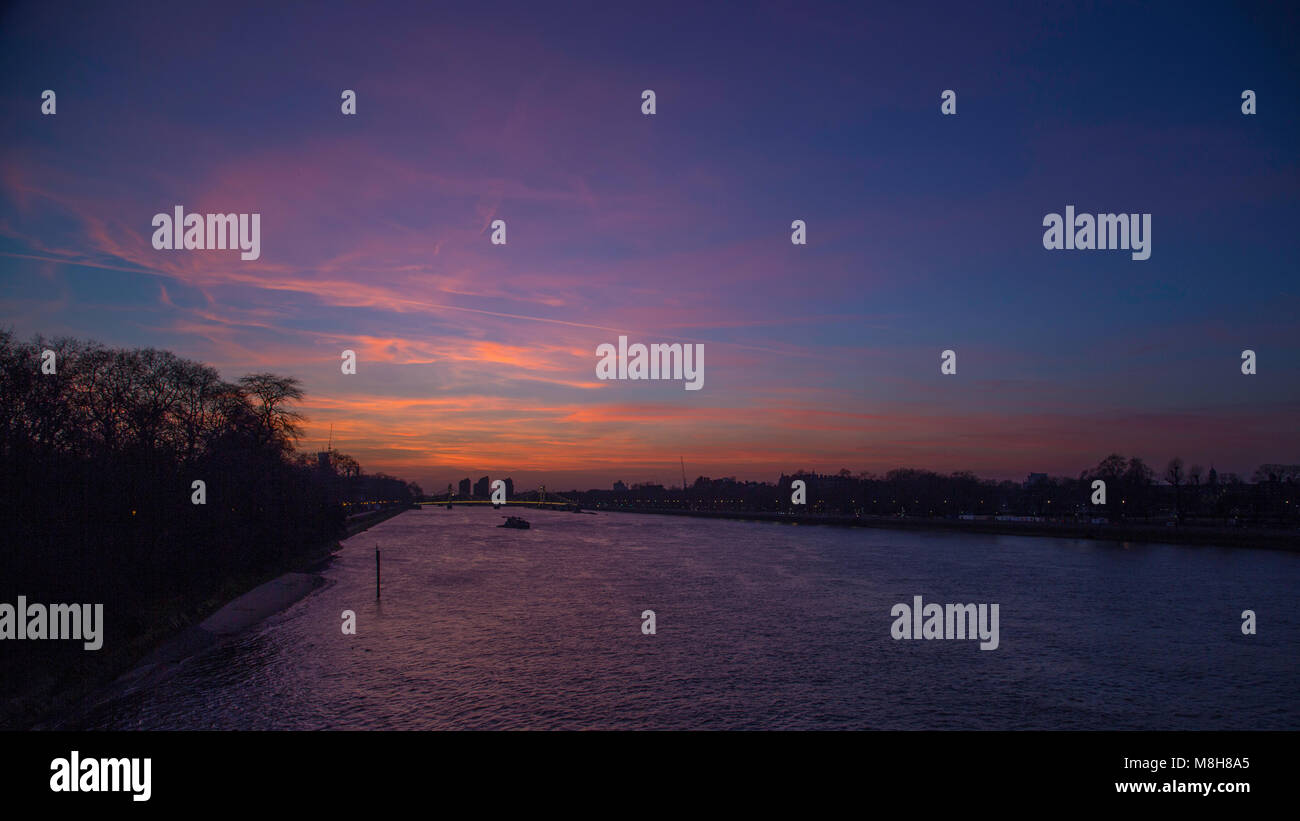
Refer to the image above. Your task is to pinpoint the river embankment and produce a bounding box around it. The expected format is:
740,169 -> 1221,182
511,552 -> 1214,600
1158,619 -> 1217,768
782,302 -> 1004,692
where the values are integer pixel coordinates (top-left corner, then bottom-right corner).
26,505 -> 412,730
598,507 -> 1300,551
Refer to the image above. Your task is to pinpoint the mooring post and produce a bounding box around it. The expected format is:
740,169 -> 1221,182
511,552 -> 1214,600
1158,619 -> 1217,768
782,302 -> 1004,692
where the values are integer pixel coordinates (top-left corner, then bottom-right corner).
375,546 -> 381,600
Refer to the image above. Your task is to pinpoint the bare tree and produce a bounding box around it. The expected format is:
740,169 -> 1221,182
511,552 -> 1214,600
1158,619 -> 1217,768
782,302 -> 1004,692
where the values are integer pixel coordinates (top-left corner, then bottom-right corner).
1165,457 -> 1184,488
1165,457 -> 1184,520
237,373 -> 306,450
172,360 -> 227,463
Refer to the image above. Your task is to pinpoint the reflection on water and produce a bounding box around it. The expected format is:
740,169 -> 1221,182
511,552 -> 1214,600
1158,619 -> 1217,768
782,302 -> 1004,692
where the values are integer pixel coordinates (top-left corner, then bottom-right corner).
80,508 -> 1300,729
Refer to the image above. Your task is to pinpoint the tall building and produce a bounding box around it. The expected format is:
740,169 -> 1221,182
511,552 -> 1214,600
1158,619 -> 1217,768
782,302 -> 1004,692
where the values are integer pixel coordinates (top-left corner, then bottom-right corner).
458,478 -> 471,497
503,477 -> 514,498
473,476 -> 490,498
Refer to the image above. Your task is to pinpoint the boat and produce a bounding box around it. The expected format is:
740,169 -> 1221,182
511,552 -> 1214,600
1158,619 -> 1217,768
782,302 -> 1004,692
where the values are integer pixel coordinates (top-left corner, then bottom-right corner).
499,516 -> 530,529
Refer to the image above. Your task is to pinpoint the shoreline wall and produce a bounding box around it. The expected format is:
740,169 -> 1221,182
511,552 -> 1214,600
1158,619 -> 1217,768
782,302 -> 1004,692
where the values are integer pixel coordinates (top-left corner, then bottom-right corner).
596,506 -> 1300,552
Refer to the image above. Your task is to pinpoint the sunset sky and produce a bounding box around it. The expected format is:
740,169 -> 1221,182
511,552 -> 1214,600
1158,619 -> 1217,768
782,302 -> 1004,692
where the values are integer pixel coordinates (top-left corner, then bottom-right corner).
2,1 -> 1297,492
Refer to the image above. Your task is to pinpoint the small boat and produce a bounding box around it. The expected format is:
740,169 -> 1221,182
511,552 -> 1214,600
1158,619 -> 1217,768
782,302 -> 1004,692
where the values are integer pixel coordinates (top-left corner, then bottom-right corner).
499,516 -> 531,529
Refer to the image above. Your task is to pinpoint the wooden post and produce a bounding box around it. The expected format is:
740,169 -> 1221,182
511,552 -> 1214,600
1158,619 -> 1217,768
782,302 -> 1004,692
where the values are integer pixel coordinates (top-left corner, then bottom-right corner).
375,546 -> 381,600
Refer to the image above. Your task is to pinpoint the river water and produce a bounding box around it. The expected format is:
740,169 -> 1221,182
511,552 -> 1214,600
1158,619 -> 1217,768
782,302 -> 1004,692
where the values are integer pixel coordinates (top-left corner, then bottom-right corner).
79,507 -> 1299,730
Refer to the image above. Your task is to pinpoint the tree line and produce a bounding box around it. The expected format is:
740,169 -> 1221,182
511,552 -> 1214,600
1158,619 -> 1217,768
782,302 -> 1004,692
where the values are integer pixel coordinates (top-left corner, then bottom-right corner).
583,455 -> 1298,526
0,331 -> 415,725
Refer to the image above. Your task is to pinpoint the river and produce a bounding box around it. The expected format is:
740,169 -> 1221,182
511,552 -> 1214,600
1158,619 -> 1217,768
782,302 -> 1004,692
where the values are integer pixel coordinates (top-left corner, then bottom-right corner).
78,507 -> 1299,729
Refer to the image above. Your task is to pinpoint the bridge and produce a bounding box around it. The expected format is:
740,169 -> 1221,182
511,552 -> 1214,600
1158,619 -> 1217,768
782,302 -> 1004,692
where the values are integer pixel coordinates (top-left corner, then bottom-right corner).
415,484 -> 583,510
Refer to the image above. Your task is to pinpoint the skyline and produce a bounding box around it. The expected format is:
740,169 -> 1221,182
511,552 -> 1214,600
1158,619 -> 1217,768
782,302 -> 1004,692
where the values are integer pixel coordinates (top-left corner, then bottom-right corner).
2,1 -> 1298,492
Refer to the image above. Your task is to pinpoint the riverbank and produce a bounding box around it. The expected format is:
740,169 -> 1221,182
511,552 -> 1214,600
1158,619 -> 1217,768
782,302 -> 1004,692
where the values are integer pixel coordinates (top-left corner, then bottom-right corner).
597,507 -> 1300,551
25,505 -> 412,730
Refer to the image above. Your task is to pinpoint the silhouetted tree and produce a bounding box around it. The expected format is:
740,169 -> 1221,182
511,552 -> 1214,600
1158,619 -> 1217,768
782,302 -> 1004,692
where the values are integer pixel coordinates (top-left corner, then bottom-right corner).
0,333 -> 416,729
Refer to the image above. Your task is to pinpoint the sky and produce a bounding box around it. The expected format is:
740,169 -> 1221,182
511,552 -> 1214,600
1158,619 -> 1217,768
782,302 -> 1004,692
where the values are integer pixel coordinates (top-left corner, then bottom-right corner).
1,0 -> 1297,493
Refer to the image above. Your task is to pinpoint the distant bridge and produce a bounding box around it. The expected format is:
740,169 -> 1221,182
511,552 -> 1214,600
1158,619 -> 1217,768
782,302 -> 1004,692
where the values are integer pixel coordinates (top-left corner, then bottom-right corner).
416,485 -> 582,509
